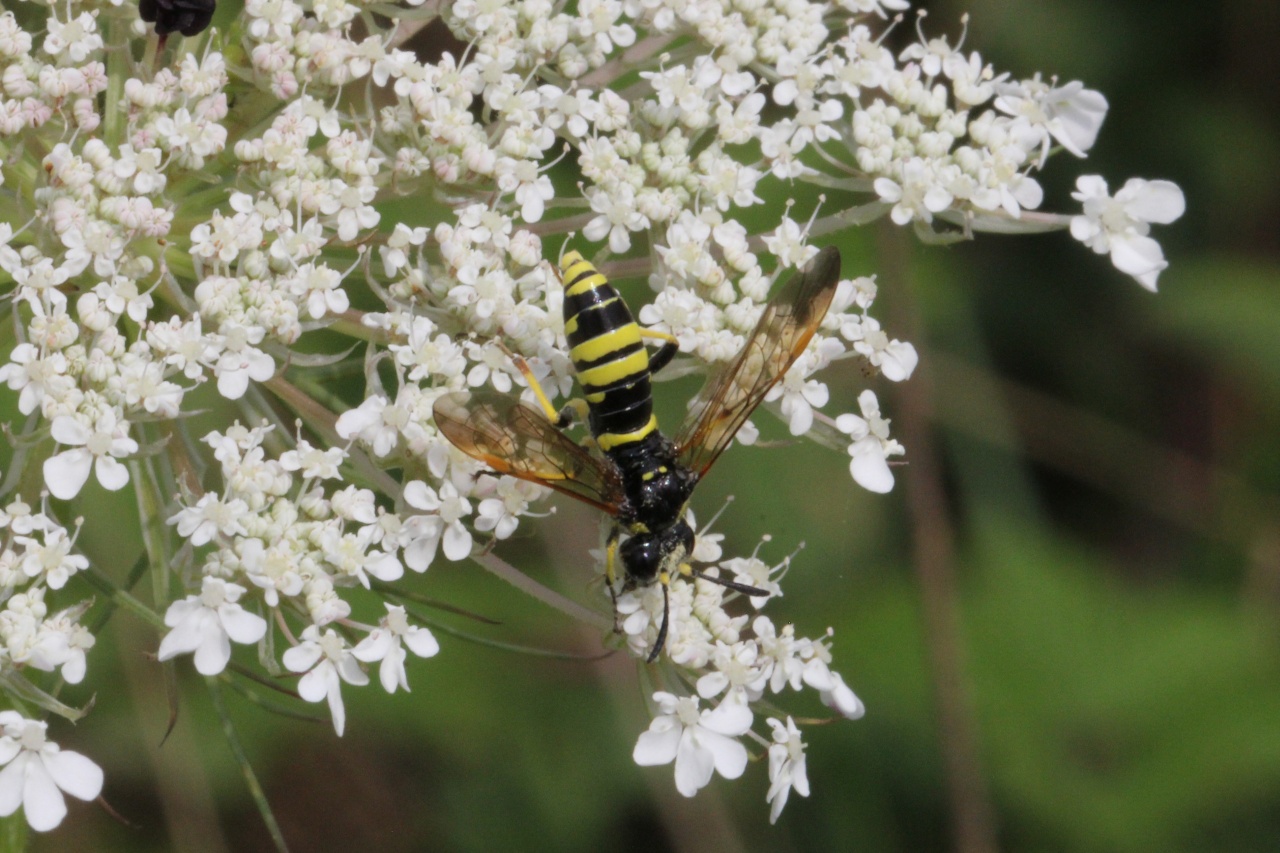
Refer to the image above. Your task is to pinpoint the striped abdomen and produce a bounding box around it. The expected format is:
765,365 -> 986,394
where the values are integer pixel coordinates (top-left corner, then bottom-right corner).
559,251 -> 658,453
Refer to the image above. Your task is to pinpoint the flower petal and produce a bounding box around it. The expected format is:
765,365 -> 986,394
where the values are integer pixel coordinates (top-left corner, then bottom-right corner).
378,645 -> 408,693
402,480 -> 438,511
632,726 -> 680,767
218,605 -> 268,645
22,756 -> 67,832
49,416 -> 89,447
0,756 -> 27,817
1125,179 -> 1185,224
157,609 -> 216,660
93,455 -> 131,492
43,449 -> 92,501
703,730 -> 748,780
672,730 -> 715,797
296,663 -> 333,703
849,438 -> 894,493
42,750 -> 103,802
442,521 -> 472,561
403,628 -> 440,659
700,700 -> 752,737
324,669 -> 347,736
282,643 -> 323,674
193,625 -> 233,676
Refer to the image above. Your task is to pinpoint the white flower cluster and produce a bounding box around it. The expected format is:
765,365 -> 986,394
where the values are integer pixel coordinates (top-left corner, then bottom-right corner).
0,501 -> 94,686
0,0 -> 1184,832
627,537 -> 864,820
0,501 -> 100,832
161,423 -> 443,736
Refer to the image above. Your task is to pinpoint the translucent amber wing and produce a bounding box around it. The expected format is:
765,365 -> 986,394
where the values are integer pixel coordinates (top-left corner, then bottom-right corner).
433,389 -> 625,513
675,246 -> 842,477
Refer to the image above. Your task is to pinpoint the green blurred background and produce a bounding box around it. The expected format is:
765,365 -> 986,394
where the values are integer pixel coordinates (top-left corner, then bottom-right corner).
21,0 -> 1280,850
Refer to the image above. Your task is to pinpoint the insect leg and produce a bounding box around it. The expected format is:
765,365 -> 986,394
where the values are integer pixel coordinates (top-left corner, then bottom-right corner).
605,526 -> 621,632
639,328 -> 679,375
498,342 -> 586,428
648,574 -> 671,663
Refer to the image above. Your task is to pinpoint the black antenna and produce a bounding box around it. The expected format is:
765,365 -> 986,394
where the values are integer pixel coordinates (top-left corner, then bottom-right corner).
688,570 -> 769,598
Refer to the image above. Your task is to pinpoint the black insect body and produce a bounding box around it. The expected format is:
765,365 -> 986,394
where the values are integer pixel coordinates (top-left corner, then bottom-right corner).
433,246 -> 842,660
139,0 -> 216,38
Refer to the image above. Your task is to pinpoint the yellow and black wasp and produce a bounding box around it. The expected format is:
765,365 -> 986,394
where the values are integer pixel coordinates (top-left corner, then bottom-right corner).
432,246 -> 842,660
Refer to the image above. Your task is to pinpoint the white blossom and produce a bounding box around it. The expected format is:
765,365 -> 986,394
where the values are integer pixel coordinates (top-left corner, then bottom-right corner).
283,625 -> 369,736
157,578 -> 268,676
43,413 -> 138,500
1070,176 -> 1185,291
836,390 -> 904,494
352,604 -> 440,693
633,692 -> 752,797
0,713 -> 103,833
766,716 -> 810,823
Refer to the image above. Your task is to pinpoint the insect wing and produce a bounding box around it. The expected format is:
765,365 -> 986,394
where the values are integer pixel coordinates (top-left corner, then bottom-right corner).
433,390 -> 625,513
675,246 -> 842,477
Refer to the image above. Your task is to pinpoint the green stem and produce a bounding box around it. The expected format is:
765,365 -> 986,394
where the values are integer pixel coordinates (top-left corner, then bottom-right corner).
208,679 -> 291,853
130,453 -> 174,618
83,565 -> 165,629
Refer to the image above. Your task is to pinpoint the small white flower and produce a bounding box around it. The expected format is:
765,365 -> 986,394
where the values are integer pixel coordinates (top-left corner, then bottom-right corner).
167,493 -> 250,547
352,604 -> 440,693
835,390 -> 903,494
401,480 -> 473,567
632,692 -> 752,797
582,185 -> 649,254
1070,175 -> 1185,291
0,344 -> 69,416
853,316 -> 918,382
721,552 -> 783,607
157,577 -> 268,676
0,712 -> 103,832
771,370 -> 829,436
874,158 -> 954,226
16,526 -> 87,590
319,528 -> 403,588
212,324 -> 276,400
31,612 -> 94,685
279,439 -> 346,480
43,412 -> 139,500
819,670 -> 866,720
474,478 -> 543,540
995,76 -> 1109,163
283,625 -> 369,736
766,716 -> 810,824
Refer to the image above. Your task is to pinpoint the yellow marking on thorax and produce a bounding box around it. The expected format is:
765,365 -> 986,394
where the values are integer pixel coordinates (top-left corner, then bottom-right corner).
596,414 -> 658,452
576,348 -> 649,389
569,324 -> 642,365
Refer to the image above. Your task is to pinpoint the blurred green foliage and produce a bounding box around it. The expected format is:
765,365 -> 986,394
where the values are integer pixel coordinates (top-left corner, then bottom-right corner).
15,0 -> 1280,850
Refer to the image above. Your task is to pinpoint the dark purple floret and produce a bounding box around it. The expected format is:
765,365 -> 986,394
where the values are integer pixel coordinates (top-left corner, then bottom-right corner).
138,0 -> 216,38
